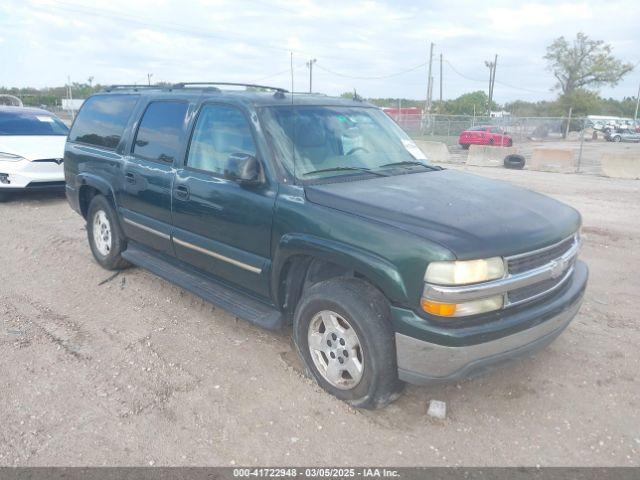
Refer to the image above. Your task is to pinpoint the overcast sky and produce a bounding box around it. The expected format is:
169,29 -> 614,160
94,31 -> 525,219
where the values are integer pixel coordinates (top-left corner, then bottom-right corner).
1,0 -> 639,103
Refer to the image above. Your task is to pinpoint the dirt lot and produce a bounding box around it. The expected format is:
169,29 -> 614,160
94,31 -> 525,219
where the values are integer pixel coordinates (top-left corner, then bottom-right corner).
1,167 -> 639,467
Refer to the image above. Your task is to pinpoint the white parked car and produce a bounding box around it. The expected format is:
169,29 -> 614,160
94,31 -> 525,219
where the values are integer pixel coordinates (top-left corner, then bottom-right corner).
0,106 -> 69,201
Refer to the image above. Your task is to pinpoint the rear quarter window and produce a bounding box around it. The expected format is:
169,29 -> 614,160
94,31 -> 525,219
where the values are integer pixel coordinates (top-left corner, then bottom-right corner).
133,101 -> 189,163
69,94 -> 139,149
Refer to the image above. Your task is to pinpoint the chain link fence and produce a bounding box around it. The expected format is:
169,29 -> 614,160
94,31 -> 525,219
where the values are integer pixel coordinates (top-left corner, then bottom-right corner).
392,113 -> 593,145
387,113 -> 639,175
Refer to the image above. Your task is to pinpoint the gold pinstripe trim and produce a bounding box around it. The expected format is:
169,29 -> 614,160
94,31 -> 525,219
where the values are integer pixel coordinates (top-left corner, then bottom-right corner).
123,218 -> 170,240
173,237 -> 262,274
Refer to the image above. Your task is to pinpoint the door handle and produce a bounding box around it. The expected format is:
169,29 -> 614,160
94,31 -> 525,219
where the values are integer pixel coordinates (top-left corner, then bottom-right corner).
125,172 -> 136,184
175,185 -> 190,200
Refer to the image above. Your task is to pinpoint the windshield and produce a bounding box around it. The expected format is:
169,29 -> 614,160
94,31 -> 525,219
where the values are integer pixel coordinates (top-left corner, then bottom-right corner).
260,106 -> 431,181
0,111 -> 69,136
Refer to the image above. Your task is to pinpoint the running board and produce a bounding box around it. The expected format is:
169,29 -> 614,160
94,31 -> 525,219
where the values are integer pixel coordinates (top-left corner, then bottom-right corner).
122,244 -> 284,331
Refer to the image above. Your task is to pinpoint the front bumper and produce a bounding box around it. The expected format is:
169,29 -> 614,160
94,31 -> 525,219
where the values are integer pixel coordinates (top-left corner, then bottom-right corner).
394,260 -> 588,384
0,159 -> 64,190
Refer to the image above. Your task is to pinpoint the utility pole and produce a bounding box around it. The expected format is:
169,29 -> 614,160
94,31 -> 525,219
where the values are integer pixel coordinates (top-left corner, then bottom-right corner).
565,106 -> 573,139
634,80 -> 640,125
425,42 -> 434,114
67,75 -> 75,120
306,59 -> 317,93
439,53 -> 443,110
147,73 -> 153,86
484,54 -> 497,116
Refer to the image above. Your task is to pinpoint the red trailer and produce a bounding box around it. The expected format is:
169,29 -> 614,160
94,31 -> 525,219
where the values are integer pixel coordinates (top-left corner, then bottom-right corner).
382,107 -> 422,133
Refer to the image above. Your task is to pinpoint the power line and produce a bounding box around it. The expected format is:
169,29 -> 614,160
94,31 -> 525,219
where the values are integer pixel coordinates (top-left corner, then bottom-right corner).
314,62 -> 426,80
445,59 -> 550,94
254,63 -> 306,82
494,80 -> 550,95
443,59 -> 485,83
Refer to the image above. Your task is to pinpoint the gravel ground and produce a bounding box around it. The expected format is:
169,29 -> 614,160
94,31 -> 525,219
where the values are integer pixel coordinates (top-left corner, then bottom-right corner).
0,167 -> 639,467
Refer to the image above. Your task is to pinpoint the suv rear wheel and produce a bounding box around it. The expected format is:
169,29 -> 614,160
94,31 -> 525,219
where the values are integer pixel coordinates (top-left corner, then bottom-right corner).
293,278 -> 403,409
86,195 -> 130,270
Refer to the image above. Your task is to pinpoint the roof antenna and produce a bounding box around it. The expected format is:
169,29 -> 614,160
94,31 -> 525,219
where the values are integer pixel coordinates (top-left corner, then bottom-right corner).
291,51 -> 297,183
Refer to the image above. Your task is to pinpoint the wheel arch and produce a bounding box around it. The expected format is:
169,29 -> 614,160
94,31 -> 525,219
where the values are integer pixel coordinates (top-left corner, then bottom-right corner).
77,174 -> 117,219
272,234 -> 409,322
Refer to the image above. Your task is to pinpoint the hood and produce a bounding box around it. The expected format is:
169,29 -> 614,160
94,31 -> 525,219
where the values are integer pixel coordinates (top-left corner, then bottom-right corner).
304,169 -> 581,259
0,135 -> 67,161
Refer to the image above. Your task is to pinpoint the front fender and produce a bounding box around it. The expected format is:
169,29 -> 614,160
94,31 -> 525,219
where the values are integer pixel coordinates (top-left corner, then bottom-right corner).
272,233 -> 409,305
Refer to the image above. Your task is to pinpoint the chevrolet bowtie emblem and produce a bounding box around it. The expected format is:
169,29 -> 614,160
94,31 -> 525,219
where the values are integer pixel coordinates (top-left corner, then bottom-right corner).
550,259 -> 565,279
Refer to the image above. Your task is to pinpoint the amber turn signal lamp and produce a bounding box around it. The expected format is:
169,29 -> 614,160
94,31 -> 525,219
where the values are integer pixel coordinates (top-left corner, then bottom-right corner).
421,299 -> 457,317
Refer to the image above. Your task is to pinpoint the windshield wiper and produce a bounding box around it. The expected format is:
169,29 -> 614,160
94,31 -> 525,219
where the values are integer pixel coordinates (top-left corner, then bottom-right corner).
379,160 -> 442,170
303,166 -> 388,177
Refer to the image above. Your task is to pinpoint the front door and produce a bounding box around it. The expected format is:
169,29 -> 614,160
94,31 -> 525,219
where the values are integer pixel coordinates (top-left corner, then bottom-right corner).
119,100 -> 189,254
172,103 -> 276,298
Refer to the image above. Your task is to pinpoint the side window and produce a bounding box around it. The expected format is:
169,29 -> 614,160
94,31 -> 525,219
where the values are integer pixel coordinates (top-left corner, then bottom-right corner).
186,105 -> 256,174
69,94 -> 139,149
133,102 -> 189,163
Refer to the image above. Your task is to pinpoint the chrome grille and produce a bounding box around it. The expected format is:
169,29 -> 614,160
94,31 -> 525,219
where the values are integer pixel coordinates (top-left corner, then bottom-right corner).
504,234 -> 579,306
507,236 -> 575,274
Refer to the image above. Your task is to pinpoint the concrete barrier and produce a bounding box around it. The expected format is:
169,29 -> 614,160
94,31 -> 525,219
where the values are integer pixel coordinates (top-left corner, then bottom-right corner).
529,148 -> 576,173
414,140 -> 450,163
466,145 -> 517,167
600,153 -> 640,180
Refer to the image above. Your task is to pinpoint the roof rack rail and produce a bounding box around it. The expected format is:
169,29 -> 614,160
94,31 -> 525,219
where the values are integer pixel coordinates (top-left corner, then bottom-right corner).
172,82 -> 288,93
103,84 -> 169,92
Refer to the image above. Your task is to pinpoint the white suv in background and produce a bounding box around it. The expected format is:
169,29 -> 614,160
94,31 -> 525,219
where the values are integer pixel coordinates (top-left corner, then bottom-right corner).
0,106 -> 69,201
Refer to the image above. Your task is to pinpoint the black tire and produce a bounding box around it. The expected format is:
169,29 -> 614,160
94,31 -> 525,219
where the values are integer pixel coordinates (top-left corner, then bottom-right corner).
613,135 -> 622,142
461,144 -> 470,150
488,138 -> 494,146
507,138 -> 513,147
293,277 -> 403,409
86,195 -> 130,270
0,191 -> 8,202
504,154 -> 525,170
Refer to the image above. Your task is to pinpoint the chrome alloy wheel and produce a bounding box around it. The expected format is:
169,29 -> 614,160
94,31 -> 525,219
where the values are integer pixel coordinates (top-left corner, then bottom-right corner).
92,210 -> 112,256
307,310 -> 364,390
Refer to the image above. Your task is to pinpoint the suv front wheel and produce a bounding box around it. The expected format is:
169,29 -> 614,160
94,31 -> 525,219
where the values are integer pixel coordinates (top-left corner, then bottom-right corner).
86,195 -> 130,270
293,278 -> 403,409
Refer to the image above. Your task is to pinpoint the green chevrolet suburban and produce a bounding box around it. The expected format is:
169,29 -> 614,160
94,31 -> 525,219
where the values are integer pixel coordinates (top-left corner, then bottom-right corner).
64,83 -> 588,408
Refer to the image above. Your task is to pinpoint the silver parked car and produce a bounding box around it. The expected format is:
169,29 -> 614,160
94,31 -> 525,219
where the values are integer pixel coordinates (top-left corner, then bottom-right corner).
605,129 -> 640,142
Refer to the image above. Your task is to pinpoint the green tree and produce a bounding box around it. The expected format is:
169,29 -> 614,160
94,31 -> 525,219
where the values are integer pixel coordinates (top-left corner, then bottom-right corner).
443,91 -> 497,115
544,32 -> 633,96
554,89 -> 601,116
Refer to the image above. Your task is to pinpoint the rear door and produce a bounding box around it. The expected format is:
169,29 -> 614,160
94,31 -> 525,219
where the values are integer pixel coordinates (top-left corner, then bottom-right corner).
171,102 -> 276,298
119,100 -> 189,254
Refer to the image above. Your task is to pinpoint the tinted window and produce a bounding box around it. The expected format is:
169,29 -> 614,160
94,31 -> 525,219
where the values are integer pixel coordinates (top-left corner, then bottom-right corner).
133,101 -> 189,163
0,110 -> 69,135
468,126 -> 487,131
187,105 -> 256,174
69,95 -> 138,149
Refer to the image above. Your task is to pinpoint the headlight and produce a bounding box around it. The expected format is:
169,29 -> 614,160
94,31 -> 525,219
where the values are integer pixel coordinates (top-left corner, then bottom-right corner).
0,152 -> 25,162
425,257 -> 505,285
422,257 -> 506,317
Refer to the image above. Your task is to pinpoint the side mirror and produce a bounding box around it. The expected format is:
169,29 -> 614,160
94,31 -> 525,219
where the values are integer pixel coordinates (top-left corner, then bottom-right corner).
224,152 -> 261,186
